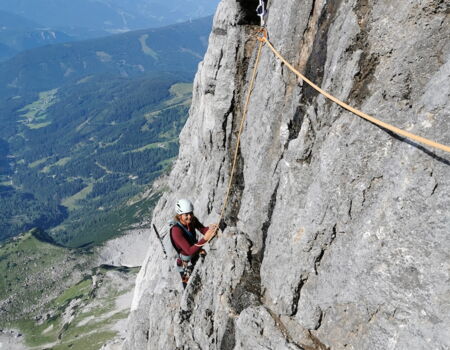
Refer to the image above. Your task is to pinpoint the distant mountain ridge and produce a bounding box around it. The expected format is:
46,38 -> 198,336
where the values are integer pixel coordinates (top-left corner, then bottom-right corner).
0,10 -> 73,61
0,16 -> 213,246
0,16 -> 213,99
0,0 -> 220,35
0,9 -> 39,28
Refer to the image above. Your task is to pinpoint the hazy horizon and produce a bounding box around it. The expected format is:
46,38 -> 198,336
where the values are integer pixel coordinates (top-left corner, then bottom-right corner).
0,0 -> 221,34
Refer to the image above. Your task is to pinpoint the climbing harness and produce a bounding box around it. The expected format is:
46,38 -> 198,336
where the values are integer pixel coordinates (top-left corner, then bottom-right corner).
176,254 -> 195,288
169,221 -> 206,288
175,249 -> 206,288
170,221 -> 195,287
256,0 -> 267,27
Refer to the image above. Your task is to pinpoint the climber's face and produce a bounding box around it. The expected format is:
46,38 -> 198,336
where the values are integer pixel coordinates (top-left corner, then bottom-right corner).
180,212 -> 193,226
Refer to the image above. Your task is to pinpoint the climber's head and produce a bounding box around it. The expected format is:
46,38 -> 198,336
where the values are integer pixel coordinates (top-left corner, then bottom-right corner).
175,199 -> 194,225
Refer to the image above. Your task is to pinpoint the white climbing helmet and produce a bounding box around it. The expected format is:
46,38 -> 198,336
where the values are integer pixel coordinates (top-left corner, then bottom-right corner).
175,199 -> 194,215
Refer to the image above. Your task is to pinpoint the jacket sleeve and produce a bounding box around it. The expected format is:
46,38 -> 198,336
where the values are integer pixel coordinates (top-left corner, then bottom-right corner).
171,226 -> 205,255
198,226 -> 209,235
194,218 -> 209,235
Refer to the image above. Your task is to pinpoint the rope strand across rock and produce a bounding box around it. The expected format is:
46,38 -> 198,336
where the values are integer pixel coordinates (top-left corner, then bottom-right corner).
197,26 -> 450,246
261,31 -> 450,154
194,32 -> 266,247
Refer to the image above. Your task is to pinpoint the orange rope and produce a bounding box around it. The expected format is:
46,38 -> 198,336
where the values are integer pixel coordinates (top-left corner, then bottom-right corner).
195,32 -> 266,247
262,36 -> 450,154
196,28 -> 450,247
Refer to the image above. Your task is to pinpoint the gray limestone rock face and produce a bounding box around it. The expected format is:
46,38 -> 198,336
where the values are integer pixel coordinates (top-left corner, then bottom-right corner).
124,0 -> 450,349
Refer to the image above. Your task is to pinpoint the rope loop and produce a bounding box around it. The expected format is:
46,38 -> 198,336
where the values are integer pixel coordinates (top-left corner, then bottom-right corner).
257,27 -> 268,42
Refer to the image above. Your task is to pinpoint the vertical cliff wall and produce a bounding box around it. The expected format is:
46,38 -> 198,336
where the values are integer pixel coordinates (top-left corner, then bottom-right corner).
124,0 -> 450,349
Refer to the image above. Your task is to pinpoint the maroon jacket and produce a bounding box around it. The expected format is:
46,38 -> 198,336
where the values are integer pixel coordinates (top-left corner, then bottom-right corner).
171,219 -> 209,256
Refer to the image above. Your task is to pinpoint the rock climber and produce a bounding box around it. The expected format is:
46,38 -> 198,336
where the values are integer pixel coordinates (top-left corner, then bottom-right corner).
170,198 -> 218,288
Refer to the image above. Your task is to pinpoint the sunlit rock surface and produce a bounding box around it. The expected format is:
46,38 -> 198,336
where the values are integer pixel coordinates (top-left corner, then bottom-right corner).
124,0 -> 450,349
